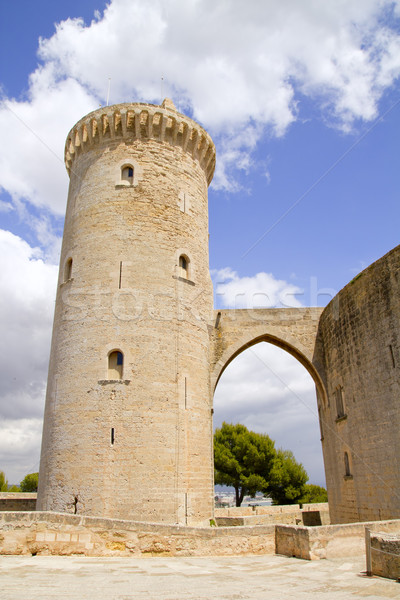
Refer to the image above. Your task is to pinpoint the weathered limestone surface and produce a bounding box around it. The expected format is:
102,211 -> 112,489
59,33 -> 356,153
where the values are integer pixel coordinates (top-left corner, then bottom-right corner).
2,512 -> 400,562
0,512 -> 274,557
215,503 -> 328,517
276,519 -> 400,561
0,494 -> 37,512
37,100 -> 216,525
215,503 -> 330,527
314,245 -> 400,524
370,531 -> 400,580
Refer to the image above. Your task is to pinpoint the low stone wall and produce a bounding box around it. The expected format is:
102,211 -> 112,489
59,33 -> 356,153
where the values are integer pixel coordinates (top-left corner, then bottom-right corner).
276,520 -> 400,560
0,493 -> 37,512
2,510 -> 398,561
215,503 -> 330,527
0,512 -> 275,557
370,532 -> 400,580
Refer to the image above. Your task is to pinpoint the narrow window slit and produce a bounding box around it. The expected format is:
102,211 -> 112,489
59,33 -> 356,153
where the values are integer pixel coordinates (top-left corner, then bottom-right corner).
119,261 -> 123,289
184,377 -> 187,409
335,386 -> 345,419
111,428 -> 115,445
344,452 -> 351,477
64,257 -> 73,282
389,345 -> 395,368
185,492 -> 188,524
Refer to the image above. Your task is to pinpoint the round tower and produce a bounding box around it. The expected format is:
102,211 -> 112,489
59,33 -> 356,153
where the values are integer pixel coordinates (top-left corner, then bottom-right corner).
37,99 -> 216,525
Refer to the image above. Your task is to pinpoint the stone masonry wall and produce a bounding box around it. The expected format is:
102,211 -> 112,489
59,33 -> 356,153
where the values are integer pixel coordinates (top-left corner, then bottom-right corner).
370,531 -> 400,580
215,503 -> 330,526
2,512 -> 399,561
0,494 -> 37,512
276,519 -> 400,560
37,101 -> 216,526
314,245 -> 400,524
0,512 -> 275,558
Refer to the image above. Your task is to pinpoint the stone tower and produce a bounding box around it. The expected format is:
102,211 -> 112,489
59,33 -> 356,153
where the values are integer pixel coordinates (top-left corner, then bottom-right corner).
36,99 -> 216,525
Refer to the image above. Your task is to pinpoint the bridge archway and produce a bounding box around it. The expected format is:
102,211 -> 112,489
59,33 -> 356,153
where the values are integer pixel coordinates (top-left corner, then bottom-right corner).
212,339 -> 326,485
211,329 -> 327,407
210,308 -> 328,487
211,318 -> 328,490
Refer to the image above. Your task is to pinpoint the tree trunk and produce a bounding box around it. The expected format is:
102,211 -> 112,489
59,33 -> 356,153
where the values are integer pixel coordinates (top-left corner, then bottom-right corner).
235,486 -> 245,507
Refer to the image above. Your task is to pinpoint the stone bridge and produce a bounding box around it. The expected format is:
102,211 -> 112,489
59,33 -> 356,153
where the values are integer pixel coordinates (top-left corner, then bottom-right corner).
209,307 -> 326,403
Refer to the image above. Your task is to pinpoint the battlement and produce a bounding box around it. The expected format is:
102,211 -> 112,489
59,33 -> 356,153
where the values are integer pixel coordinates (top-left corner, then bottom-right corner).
64,98 -> 216,185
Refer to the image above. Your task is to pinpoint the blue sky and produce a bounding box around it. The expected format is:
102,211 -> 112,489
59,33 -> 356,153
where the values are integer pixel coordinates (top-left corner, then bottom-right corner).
1,0 -> 400,488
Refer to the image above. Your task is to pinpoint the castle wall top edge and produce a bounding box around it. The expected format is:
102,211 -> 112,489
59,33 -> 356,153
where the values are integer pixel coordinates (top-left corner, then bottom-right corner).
64,99 -> 216,185
320,241 -> 400,316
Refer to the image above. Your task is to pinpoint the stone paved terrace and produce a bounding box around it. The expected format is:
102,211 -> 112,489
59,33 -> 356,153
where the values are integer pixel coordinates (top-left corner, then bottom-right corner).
1,554 -> 399,599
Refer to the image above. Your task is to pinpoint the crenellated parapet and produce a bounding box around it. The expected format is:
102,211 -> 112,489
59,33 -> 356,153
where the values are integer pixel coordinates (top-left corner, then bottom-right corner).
64,98 -> 216,185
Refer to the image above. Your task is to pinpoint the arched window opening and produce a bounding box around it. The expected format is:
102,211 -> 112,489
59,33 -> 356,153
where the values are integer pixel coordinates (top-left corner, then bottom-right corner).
344,451 -> 351,477
213,341 -> 326,506
108,350 -> 123,379
64,258 -> 73,282
121,165 -> 134,185
179,254 -> 189,279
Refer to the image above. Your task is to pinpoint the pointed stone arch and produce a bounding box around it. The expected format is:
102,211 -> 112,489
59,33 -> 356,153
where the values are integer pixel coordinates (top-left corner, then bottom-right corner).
210,307 -> 327,406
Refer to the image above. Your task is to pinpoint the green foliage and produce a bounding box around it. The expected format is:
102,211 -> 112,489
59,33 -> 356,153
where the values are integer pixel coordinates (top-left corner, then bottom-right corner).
299,484 -> 328,504
214,422 -> 277,506
20,472 -> 39,492
268,449 -> 308,505
214,424 -> 308,507
214,423 -> 308,506
0,471 -> 8,492
0,471 -> 20,491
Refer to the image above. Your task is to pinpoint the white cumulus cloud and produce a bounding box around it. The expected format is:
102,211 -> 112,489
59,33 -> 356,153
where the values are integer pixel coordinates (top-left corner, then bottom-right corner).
1,0 -> 400,215
213,267 -> 304,308
0,419 -> 43,486
0,230 -> 58,483
0,72 -> 97,216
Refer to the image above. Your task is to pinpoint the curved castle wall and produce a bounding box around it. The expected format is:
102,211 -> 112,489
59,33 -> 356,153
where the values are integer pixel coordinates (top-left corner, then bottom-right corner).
37,100 -> 216,525
315,245 -> 400,523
